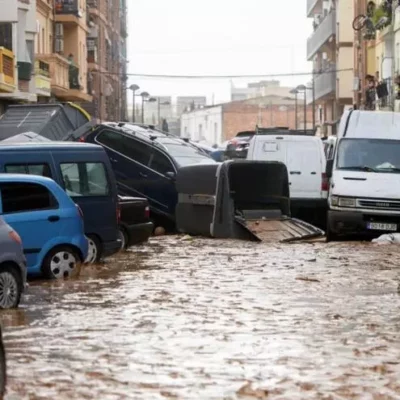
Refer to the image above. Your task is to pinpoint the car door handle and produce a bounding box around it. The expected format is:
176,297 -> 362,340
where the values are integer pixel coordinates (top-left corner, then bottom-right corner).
311,172 -> 317,175
290,171 -> 301,175
110,158 -> 118,163
48,215 -> 60,222
139,172 -> 148,178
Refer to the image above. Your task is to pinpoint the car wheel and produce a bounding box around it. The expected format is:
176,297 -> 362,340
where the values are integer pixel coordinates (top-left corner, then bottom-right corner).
0,266 -> 21,309
42,246 -> 81,279
0,328 -> 6,398
85,235 -> 102,264
325,220 -> 338,243
118,227 -> 128,251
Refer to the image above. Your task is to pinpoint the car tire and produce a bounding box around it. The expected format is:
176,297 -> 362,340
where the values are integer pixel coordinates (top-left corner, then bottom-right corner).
118,227 -> 128,251
85,235 -> 102,264
42,246 -> 81,279
0,265 -> 22,309
0,328 -> 6,399
326,219 -> 338,243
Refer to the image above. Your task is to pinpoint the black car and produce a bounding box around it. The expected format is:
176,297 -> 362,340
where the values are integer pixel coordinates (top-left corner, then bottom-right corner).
225,131 -> 255,159
79,122 -> 216,229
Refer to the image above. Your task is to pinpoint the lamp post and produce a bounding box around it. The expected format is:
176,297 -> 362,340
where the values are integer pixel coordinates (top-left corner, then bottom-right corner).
156,98 -> 171,128
296,84 -> 307,133
289,88 -> 298,129
140,92 -> 157,124
129,84 -> 140,123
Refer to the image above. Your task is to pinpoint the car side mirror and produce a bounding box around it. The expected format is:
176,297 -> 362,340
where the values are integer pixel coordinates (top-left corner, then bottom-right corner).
165,171 -> 176,181
326,159 -> 333,178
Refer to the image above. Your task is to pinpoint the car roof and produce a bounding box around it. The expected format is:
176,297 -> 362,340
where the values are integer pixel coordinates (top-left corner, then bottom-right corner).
0,142 -> 102,151
0,173 -> 55,185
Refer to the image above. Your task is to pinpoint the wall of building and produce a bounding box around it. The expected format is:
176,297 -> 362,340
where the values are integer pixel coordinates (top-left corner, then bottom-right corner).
180,105 -> 223,144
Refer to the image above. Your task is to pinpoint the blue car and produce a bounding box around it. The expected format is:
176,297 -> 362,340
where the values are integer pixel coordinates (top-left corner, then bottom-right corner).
0,174 -> 88,279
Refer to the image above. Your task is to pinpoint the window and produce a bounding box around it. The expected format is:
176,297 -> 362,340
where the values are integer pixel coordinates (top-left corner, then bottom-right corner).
0,23 -> 12,51
97,130 -> 151,166
5,163 -> 52,177
0,182 -> 57,214
150,151 -> 174,175
60,162 -> 109,197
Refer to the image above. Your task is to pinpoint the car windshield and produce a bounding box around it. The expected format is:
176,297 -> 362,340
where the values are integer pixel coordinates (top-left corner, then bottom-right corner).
162,142 -> 216,167
337,138 -> 400,172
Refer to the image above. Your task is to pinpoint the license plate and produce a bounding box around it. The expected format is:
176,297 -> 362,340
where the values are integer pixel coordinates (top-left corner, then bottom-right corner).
367,222 -> 397,231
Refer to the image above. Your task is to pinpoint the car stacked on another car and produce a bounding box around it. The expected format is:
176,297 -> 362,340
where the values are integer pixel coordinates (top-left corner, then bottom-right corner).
225,131 -> 256,159
77,122 -> 216,229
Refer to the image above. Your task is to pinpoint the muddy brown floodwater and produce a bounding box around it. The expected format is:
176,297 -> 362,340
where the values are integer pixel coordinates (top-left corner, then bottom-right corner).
2,236 -> 400,399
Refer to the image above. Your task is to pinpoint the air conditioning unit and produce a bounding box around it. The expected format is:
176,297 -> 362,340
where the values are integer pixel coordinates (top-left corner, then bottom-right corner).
55,23 -> 64,37
55,38 -> 64,53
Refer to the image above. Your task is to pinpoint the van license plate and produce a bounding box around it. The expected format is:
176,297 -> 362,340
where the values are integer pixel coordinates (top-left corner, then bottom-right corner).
367,222 -> 397,231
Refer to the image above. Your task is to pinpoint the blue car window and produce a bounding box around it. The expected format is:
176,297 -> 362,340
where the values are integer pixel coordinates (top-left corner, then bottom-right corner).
0,182 -> 58,214
60,162 -> 109,197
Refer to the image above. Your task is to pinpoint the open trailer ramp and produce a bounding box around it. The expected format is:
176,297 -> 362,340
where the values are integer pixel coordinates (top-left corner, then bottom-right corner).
176,160 -> 325,243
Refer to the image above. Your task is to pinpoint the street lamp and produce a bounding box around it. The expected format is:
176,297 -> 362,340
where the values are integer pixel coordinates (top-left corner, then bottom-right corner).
140,92 -> 156,123
289,88 -> 299,129
156,98 -> 171,128
296,84 -> 307,133
129,84 -> 140,123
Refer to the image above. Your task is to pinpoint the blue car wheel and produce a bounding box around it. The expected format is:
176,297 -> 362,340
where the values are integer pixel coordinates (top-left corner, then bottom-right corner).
42,246 -> 81,280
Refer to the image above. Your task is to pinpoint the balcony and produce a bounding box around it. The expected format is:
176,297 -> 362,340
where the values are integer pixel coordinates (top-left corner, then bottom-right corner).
0,47 -> 16,93
313,65 -> 336,101
307,10 -> 336,61
54,0 -> 79,15
307,0 -> 321,18
35,59 -> 52,97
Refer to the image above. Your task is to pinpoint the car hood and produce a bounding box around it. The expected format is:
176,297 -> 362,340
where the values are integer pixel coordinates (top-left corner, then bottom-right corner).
332,170 -> 400,199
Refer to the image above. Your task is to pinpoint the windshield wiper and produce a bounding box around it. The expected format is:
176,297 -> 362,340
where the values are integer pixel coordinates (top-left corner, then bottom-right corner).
339,166 -> 377,172
376,166 -> 400,173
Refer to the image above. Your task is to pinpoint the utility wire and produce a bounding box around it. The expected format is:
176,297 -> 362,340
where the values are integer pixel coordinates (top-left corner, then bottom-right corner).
92,68 -> 353,79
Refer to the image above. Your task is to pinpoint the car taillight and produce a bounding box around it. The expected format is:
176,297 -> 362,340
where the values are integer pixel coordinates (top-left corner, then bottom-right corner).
321,172 -> 329,192
78,137 -> 85,142
76,205 -> 84,219
9,230 -> 22,244
116,204 -> 121,223
144,206 -> 150,219
230,139 -> 238,146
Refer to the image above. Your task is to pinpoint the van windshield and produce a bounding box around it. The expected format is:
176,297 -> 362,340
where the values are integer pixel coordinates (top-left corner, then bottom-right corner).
337,138 -> 400,172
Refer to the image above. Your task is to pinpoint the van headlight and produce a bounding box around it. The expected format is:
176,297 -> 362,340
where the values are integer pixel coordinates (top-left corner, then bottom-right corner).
330,196 -> 356,208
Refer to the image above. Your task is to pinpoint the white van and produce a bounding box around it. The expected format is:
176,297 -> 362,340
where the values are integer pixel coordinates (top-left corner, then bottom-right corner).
326,109 -> 400,240
247,131 -> 328,222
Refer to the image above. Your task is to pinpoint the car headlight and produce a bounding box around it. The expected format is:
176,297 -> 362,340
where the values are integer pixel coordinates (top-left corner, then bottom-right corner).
330,196 -> 356,208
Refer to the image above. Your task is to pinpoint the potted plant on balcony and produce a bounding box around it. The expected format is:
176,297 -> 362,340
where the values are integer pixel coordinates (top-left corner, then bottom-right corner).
372,1 -> 392,31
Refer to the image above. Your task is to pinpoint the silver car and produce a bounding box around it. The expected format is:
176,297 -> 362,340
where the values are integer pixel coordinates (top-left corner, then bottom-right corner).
0,216 -> 26,308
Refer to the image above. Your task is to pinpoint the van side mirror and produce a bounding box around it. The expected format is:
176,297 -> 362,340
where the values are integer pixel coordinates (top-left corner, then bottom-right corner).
326,159 -> 333,178
165,171 -> 176,181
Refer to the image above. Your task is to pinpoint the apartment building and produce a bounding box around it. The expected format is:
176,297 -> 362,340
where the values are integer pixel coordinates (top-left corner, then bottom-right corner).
0,0 -> 38,113
85,0 -> 128,121
35,0 -> 92,105
307,0 -> 354,135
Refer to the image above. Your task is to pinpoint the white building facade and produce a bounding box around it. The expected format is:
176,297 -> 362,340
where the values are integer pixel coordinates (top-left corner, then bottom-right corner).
180,105 -> 223,145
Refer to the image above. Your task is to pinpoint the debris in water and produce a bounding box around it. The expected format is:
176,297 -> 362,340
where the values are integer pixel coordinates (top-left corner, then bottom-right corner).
154,226 -> 166,236
296,276 -> 320,283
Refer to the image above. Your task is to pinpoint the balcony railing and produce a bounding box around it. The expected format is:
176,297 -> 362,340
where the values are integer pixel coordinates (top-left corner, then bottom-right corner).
69,65 -> 80,90
35,59 -> 50,77
0,47 -> 15,87
313,64 -> 336,100
307,10 -> 336,60
37,53 -> 69,93
54,0 -> 79,15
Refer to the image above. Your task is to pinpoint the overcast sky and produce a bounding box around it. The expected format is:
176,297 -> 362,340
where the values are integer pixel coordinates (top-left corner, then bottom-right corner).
127,0 -> 312,104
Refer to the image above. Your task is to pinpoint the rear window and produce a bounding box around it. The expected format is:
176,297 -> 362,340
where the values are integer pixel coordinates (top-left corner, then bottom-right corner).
60,162 -> 109,197
5,163 -> 52,177
162,142 -> 216,167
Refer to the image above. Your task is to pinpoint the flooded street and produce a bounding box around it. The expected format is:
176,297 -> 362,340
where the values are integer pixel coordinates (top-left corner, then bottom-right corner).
3,236 -> 400,399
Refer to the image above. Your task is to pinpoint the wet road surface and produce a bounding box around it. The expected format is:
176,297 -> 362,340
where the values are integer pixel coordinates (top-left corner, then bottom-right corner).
3,236 -> 400,399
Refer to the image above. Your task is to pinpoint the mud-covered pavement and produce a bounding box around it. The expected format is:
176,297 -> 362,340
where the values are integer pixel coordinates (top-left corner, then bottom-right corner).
3,236 -> 400,399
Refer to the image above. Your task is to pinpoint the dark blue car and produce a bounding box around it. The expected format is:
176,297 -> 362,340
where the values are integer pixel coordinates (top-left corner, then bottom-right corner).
0,142 -> 121,263
79,123 -> 216,228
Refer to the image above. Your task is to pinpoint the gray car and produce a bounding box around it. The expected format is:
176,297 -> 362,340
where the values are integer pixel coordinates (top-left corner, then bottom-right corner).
0,216 -> 26,308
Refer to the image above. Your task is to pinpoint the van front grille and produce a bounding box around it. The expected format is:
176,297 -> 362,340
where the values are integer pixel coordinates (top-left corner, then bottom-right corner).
358,199 -> 400,211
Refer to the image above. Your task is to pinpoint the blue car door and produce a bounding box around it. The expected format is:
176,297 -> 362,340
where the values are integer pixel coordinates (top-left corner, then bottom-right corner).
94,129 -> 151,198
145,149 -> 178,217
0,181 -> 61,271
